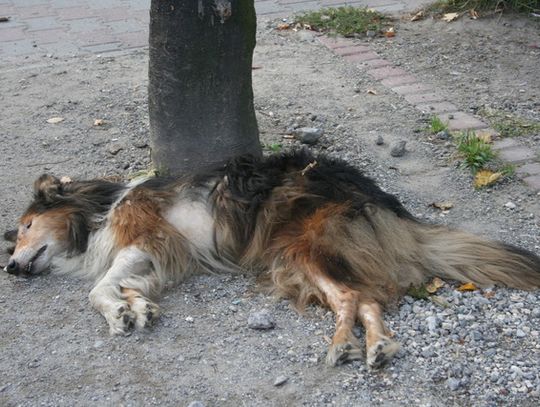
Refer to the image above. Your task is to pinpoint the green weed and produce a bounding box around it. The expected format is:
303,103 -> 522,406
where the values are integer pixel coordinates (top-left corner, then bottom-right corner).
456,131 -> 497,173
295,7 -> 390,37
263,143 -> 283,152
429,116 -> 449,134
478,108 -> 540,138
428,0 -> 539,13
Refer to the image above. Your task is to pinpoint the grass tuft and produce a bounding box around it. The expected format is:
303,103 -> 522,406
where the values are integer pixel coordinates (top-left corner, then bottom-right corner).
428,0 -> 539,13
429,116 -> 449,134
456,131 -> 497,173
478,107 -> 540,138
295,7 -> 390,37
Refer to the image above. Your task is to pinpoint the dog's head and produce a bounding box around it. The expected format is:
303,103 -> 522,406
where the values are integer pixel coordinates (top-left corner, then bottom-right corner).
4,175 -> 89,276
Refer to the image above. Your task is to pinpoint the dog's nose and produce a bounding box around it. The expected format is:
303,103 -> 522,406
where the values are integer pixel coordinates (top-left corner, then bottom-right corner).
5,259 -> 20,274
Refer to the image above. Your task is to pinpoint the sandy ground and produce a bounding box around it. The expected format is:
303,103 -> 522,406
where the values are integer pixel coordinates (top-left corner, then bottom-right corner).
0,13 -> 539,407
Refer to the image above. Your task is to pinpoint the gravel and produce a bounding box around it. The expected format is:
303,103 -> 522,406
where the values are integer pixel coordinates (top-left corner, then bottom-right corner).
0,14 -> 539,407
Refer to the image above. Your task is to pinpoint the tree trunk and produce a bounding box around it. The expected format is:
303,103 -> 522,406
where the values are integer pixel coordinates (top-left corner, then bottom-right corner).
148,0 -> 261,175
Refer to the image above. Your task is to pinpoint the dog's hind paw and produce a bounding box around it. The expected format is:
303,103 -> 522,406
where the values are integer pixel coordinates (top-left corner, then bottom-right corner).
325,342 -> 363,367
366,337 -> 400,369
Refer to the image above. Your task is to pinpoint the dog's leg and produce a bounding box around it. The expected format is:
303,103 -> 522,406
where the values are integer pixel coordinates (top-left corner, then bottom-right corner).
89,246 -> 160,335
358,302 -> 400,369
311,274 -> 363,366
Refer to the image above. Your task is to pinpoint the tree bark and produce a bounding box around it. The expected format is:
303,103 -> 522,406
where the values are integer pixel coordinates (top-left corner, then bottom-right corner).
148,0 -> 261,175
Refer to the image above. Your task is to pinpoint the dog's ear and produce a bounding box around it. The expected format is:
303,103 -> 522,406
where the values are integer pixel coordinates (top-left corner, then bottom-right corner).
34,174 -> 63,203
4,229 -> 17,242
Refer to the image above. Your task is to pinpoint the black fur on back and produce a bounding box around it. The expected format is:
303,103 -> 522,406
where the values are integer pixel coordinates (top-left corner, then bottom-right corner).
213,149 -> 415,248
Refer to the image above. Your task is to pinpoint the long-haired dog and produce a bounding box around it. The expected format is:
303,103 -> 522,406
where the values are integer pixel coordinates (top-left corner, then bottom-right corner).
4,150 -> 540,368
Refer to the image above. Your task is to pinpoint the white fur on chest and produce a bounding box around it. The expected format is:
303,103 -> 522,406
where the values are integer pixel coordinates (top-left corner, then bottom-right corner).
164,200 -> 215,250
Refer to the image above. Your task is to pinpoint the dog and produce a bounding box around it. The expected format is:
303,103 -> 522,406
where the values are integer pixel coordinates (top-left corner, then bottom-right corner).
4,150 -> 540,368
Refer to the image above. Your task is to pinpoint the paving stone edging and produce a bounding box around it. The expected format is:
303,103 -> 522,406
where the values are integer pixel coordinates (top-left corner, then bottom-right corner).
318,35 -> 540,192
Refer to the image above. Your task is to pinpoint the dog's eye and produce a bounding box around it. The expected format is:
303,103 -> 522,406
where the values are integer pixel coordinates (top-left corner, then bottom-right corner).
26,221 -> 32,229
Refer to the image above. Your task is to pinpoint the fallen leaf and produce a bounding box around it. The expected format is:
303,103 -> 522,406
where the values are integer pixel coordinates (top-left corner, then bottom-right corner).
426,277 -> 445,294
367,89 -> 378,95
431,202 -> 453,211
93,119 -> 105,126
277,23 -> 290,30
411,11 -> 425,22
384,27 -> 395,38
46,117 -> 64,124
475,130 -> 492,143
474,170 -> 502,188
469,9 -> 479,19
60,176 -> 72,184
430,295 -> 451,308
483,290 -> 496,299
442,12 -> 460,22
457,282 -> 478,291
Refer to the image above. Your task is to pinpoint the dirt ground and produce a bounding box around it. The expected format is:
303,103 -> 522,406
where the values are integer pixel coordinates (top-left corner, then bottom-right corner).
0,13 -> 539,407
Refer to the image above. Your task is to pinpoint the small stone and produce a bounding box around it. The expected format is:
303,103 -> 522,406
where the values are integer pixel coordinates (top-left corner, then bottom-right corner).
108,144 -> 123,155
366,30 -> 376,38
273,375 -> 288,386
187,402 -> 205,407
93,340 -> 104,349
248,309 -> 275,330
133,140 -> 148,148
504,201 -> 517,210
436,130 -> 450,140
448,114 -> 455,119
294,127 -> 323,145
390,141 -> 407,157
375,135 -> 384,145
185,316 -> 194,323
447,377 -> 462,391
516,329 -> 526,338
426,316 -> 439,332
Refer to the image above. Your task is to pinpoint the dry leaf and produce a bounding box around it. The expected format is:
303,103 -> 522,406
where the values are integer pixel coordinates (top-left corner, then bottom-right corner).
474,170 -> 502,188
475,130 -> 492,144
431,202 -> 453,211
483,290 -> 495,299
367,89 -> 378,95
60,176 -> 72,184
277,23 -> 290,30
442,12 -> 460,22
47,117 -> 64,124
469,9 -> 479,19
384,27 -> 395,38
411,11 -> 425,22
426,277 -> 445,294
430,295 -> 451,308
457,282 -> 478,291
93,119 -> 105,126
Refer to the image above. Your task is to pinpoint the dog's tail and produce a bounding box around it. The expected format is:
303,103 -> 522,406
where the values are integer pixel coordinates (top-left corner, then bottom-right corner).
416,224 -> 540,290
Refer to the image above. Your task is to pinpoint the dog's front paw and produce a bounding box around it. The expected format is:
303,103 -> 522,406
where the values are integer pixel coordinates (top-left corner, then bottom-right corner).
130,297 -> 160,330
105,304 -> 137,336
366,336 -> 400,369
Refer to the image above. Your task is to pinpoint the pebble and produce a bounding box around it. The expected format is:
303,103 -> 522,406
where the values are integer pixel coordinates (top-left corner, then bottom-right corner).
436,130 -> 450,140
93,340 -> 104,349
504,201 -> 517,210
390,141 -> 407,157
248,310 -> 275,330
187,402 -> 205,407
375,135 -> 384,145
426,316 -> 439,332
516,329 -> 526,338
107,144 -> 123,155
274,375 -> 288,386
294,127 -> 323,145
446,377 -> 462,391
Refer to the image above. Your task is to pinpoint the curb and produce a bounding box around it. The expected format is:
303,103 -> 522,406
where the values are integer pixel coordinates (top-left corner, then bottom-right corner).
317,35 -> 540,192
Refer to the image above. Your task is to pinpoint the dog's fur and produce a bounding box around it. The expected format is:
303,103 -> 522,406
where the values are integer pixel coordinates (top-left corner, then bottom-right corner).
5,150 -> 540,368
